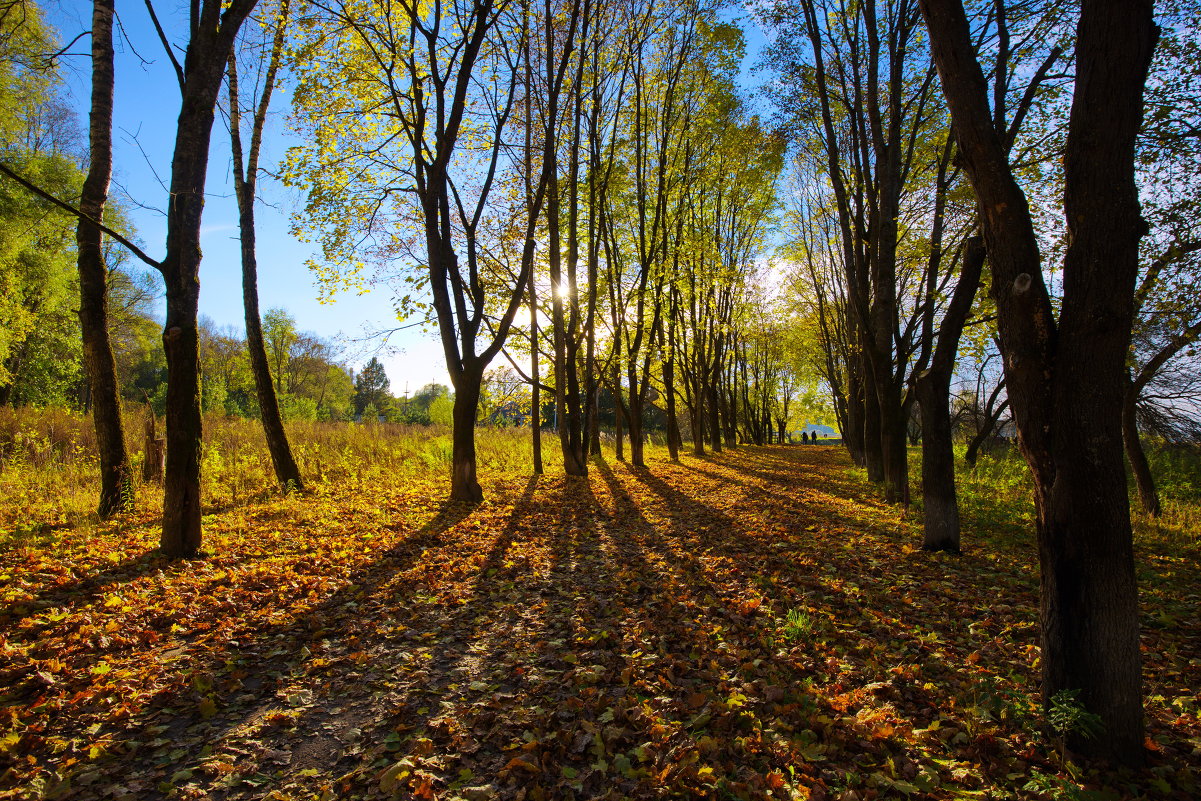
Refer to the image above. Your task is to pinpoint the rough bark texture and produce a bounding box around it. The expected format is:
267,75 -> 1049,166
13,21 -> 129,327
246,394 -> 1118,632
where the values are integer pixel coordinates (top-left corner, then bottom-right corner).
76,0 -> 133,519
159,0 -> 260,558
919,0 -> 1155,764
914,237 -> 985,553
450,370 -> 484,503
529,269 -> 543,475
862,362 -> 884,482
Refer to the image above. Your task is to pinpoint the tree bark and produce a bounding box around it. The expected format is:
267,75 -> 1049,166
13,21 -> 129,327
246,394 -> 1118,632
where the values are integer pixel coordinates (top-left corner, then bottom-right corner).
159,0 -> 259,558
612,357 -> 624,461
862,356 -> 884,481
227,15 -> 303,494
76,0 -> 133,518
451,365 -> 484,503
529,270 -> 543,474
1121,379 -> 1160,517
914,236 -> 985,553
919,0 -> 1155,764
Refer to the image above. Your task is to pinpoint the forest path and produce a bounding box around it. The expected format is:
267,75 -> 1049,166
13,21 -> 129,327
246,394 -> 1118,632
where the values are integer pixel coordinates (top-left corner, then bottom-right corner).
2,445 -> 1197,800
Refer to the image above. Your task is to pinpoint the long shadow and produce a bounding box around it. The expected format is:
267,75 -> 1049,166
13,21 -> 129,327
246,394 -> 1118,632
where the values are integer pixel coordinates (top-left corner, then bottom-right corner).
2,492 -> 483,799
1,452 -> 1064,800
596,461 -> 990,795
0,548 -> 167,627
637,456 -> 1028,674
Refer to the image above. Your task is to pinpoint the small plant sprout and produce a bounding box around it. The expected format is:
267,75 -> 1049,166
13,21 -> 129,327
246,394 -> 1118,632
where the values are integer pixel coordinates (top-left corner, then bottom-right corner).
782,608 -> 813,641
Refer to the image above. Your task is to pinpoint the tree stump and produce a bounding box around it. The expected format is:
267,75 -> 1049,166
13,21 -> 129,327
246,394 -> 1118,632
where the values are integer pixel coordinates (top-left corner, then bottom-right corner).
142,408 -> 165,484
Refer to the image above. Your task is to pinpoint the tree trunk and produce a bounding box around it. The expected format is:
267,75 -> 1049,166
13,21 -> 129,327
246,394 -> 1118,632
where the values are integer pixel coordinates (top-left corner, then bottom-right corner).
156,0 -> 258,559
915,237 -> 985,552
160,296 -> 204,558
663,356 -> 680,462
920,0 -> 1154,764
627,361 -> 645,468
707,380 -> 722,454
844,367 -> 866,465
529,253 -> 543,474
228,14 -> 303,494
1122,381 -> 1160,517
612,359 -> 624,461
964,396 -> 1008,466
451,368 -> 484,503
76,0 -> 133,518
142,407 -> 165,484
916,375 -> 959,550
862,358 -> 884,482
880,390 -> 909,504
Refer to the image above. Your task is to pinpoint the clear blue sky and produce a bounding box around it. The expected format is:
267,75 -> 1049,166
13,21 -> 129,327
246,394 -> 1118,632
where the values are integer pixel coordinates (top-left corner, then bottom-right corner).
45,0 -> 770,397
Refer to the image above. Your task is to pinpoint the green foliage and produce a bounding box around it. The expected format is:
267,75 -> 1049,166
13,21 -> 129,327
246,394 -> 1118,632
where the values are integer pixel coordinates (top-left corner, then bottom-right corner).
0,151 -> 84,397
353,356 -> 391,416
1145,443 -> 1201,503
427,394 -> 453,427
1047,689 -> 1105,744
781,607 -> 812,641
278,393 -> 319,422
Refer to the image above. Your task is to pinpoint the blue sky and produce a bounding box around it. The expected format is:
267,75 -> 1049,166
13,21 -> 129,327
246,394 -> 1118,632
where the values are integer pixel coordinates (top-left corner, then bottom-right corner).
45,0 -> 771,397
43,0 -> 449,394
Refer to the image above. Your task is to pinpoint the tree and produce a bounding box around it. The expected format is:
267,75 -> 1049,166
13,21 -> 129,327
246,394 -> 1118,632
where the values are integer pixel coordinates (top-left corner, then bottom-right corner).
289,0 -> 573,502
229,0 -> 303,492
262,307 -> 298,396
353,357 -> 390,416
0,154 -> 82,407
918,0 -> 1156,763
762,0 -> 949,504
1119,0 -> 1201,516
911,237 -> 984,552
76,0 -> 134,516
154,0 -> 262,557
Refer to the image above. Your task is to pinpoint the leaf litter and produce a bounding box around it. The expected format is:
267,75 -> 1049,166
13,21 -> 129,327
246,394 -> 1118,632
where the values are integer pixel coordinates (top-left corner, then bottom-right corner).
0,446 -> 1198,800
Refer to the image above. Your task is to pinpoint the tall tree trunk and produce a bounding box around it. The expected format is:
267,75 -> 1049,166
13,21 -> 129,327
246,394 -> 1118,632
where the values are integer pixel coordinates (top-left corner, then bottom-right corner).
529,272 -> 543,474
560,57 -> 588,476
707,373 -> 722,454
862,356 -> 884,481
76,0 -> 133,518
627,360 -> 645,468
159,0 -> 259,558
1122,378 -> 1160,517
915,236 -> 985,552
879,386 -> 909,504
920,0 -> 1155,763
663,356 -> 680,461
227,13 -> 303,493
844,367 -> 866,465
612,357 -> 624,461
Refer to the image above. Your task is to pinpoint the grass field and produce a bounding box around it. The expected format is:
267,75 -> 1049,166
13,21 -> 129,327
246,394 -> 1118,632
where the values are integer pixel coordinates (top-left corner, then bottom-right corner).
0,410 -> 1198,800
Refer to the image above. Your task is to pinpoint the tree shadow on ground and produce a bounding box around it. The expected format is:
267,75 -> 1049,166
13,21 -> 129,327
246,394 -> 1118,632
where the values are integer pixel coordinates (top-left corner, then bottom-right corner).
8,445 -> 1192,801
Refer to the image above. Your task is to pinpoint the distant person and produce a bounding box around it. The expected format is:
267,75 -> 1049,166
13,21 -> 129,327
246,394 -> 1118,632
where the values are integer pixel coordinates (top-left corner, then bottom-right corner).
801,432 -> 809,444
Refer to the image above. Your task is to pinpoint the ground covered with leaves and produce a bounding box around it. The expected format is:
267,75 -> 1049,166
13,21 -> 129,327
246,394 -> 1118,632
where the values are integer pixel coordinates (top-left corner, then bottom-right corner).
1,445 -> 1198,800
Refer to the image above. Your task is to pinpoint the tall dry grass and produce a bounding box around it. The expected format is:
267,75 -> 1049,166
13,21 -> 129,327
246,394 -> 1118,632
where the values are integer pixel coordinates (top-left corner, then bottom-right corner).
0,406 -> 658,545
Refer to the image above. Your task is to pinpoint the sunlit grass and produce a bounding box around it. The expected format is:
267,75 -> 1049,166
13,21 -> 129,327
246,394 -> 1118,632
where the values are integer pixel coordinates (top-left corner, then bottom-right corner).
0,406 -> 668,546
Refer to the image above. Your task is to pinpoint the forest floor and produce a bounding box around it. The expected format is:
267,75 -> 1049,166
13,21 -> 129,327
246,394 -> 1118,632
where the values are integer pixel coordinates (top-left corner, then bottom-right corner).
1,444 -> 1199,801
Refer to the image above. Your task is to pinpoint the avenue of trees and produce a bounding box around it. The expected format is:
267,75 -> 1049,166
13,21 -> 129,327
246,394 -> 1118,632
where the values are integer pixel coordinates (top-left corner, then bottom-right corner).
2,0 -> 1200,769
762,0 -> 1201,765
